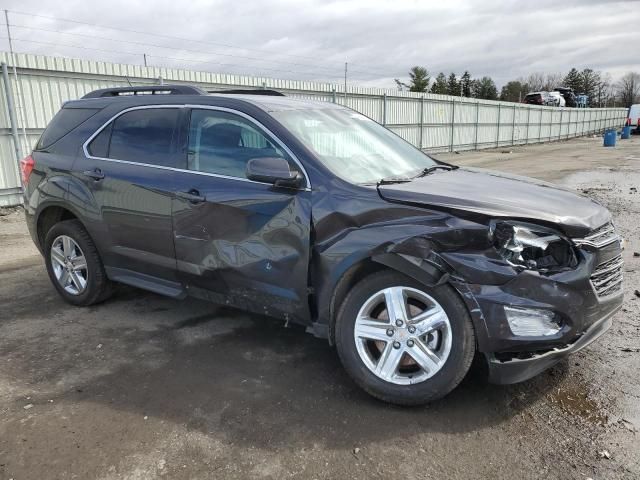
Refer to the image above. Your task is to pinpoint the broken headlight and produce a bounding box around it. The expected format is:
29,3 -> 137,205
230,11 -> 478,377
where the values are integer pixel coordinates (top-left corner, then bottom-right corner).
490,221 -> 578,271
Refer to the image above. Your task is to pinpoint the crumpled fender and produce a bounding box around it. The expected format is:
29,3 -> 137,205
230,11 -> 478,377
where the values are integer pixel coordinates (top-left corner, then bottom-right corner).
309,198 -> 503,341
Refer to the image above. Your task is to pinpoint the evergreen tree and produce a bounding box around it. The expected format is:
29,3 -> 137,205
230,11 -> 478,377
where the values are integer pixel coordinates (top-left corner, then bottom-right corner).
563,68 -> 581,91
580,68 -> 600,103
430,73 -> 448,95
446,73 -> 459,96
460,71 -> 472,97
472,77 -> 498,100
500,81 -> 529,102
408,66 -> 430,92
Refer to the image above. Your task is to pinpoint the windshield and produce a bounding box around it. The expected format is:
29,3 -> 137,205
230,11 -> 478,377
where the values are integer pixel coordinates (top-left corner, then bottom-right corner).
271,108 -> 437,184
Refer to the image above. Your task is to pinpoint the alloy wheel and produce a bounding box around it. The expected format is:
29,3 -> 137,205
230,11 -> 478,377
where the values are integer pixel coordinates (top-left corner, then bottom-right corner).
353,286 -> 452,385
50,235 -> 88,295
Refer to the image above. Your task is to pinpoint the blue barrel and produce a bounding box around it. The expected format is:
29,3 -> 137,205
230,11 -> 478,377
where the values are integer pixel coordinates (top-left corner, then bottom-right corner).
621,125 -> 631,139
603,129 -> 616,147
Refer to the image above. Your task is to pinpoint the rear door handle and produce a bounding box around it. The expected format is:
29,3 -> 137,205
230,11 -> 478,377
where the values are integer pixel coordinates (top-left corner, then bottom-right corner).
83,168 -> 105,181
176,189 -> 206,203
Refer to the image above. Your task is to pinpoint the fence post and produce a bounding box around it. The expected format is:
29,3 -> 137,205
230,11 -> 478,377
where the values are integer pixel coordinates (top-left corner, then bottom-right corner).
525,106 -> 531,145
539,107 -> 543,142
1,62 -> 22,165
598,110 -> 602,133
382,92 -> 387,126
511,104 -> 516,146
419,95 -> 424,150
568,109 -> 573,139
496,104 -> 501,148
558,108 -> 563,142
474,101 -> 479,150
332,87 -> 336,103
450,98 -> 455,152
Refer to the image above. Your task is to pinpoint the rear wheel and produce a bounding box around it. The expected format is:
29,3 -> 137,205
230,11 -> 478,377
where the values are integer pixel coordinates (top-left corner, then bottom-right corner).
44,219 -> 113,306
335,270 -> 475,405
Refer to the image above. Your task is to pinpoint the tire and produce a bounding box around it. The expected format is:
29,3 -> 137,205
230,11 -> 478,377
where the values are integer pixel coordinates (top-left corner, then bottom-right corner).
335,270 -> 475,406
44,219 -> 113,306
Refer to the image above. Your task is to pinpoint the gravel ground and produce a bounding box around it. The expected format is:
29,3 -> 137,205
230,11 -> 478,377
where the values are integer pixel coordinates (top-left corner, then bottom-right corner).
0,136 -> 638,479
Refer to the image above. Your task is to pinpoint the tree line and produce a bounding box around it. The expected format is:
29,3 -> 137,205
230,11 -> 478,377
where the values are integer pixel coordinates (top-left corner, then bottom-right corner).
395,68 -> 498,101
396,67 -> 640,108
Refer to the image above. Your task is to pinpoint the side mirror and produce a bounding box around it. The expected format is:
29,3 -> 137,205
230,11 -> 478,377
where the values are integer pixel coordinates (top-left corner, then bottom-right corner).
246,157 -> 303,188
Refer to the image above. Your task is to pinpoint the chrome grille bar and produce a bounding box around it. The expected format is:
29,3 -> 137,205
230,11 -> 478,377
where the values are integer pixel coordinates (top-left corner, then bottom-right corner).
590,253 -> 624,297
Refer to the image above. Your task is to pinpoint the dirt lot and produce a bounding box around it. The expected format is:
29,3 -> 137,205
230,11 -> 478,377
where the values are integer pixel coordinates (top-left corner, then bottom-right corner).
1,136 -> 639,479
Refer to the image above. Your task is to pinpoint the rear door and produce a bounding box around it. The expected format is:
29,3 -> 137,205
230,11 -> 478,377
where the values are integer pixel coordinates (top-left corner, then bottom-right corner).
170,106 -> 312,322
74,106 -> 183,283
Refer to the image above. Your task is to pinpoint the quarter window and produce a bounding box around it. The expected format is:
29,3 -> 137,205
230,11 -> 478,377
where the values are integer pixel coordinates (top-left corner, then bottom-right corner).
187,109 -> 293,179
88,108 -> 180,168
38,107 -> 100,150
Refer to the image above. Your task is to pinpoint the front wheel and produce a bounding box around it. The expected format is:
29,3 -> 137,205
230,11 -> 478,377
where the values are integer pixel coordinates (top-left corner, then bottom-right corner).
335,270 -> 475,405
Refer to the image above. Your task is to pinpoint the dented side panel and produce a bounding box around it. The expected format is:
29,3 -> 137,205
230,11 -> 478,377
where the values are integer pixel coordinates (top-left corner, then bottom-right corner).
172,172 -> 312,323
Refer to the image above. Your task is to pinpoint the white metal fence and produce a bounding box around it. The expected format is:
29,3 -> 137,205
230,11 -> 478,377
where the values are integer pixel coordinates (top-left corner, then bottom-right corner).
0,51 -> 628,207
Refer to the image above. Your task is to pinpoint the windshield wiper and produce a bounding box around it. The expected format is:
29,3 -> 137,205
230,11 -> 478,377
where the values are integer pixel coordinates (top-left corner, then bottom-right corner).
376,176 -> 412,186
375,164 -> 458,186
411,164 -> 458,178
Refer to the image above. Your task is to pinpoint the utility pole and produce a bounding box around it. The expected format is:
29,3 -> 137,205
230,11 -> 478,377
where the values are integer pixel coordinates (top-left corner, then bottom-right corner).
143,53 -> 148,68
4,10 -> 28,153
343,62 -> 348,103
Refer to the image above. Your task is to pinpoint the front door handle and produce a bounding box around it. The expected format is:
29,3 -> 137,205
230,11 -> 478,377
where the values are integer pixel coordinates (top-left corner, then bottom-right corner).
83,168 -> 105,181
176,189 -> 206,204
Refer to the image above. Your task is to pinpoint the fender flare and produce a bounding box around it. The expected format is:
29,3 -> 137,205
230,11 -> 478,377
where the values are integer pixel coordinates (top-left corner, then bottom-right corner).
371,252 -> 449,288
314,251 -> 451,344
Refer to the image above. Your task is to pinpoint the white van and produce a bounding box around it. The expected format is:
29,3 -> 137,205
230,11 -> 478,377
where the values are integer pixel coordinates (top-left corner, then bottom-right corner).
548,91 -> 566,107
629,104 -> 640,129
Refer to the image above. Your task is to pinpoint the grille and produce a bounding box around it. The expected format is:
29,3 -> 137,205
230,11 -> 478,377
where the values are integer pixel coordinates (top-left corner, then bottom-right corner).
590,254 -> 624,297
576,222 -> 620,248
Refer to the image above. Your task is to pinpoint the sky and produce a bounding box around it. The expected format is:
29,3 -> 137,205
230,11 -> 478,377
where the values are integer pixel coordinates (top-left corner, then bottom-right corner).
0,0 -> 638,89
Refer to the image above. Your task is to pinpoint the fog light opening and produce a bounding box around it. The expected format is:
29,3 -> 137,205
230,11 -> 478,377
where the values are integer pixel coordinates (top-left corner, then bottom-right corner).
504,306 -> 562,337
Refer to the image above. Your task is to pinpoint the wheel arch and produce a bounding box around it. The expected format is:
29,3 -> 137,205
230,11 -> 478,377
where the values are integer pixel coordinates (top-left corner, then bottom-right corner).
325,252 -> 449,345
36,204 -> 82,251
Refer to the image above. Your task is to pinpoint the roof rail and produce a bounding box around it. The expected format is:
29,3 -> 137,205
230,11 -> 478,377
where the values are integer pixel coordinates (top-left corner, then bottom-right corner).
82,84 -> 208,99
208,89 -> 285,97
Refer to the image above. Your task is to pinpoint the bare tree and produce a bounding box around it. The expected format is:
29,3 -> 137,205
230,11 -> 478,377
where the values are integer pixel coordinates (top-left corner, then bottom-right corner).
543,73 -> 563,91
521,72 -> 545,92
616,72 -> 640,108
519,72 -> 564,93
394,79 -> 408,91
595,73 -> 614,107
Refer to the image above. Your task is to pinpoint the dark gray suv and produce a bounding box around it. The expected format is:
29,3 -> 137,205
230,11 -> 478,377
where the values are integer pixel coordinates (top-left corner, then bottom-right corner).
22,85 -> 624,405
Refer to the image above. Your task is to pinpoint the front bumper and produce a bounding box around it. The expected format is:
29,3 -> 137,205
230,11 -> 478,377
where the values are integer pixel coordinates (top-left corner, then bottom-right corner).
486,304 -> 619,384
444,234 -> 624,384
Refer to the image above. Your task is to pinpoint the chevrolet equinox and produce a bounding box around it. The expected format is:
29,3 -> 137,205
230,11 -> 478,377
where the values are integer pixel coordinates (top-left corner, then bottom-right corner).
22,85 -> 624,405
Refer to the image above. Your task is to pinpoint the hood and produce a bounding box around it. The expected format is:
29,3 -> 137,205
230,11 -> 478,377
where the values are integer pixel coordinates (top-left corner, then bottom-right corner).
377,167 -> 610,237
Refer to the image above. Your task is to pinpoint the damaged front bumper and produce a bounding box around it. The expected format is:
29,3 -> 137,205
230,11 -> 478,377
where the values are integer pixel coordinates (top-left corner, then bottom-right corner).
445,236 -> 624,385
486,304 -> 619,384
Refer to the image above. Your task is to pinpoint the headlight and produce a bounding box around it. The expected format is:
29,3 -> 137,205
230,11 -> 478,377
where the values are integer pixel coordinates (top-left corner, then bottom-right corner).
490,221 -> 577,271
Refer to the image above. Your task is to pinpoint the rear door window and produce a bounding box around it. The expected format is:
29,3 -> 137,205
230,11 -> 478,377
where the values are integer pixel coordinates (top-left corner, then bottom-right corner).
88,108 -> 181,168
37,107 -> 100,149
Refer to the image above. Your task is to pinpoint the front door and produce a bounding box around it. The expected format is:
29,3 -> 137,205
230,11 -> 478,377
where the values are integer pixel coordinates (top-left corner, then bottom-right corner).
171,107 -> 312,322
